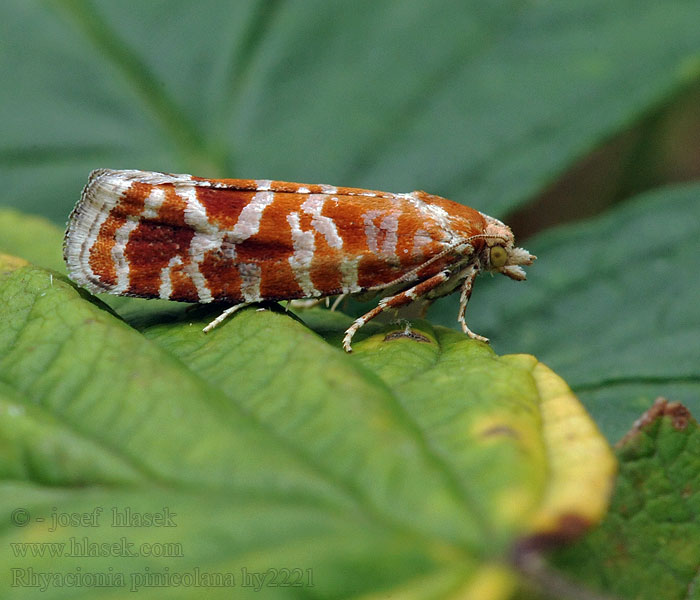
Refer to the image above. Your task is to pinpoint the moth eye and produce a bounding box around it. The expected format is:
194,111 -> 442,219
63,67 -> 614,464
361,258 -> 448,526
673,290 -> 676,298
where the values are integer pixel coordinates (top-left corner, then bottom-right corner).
490,245 -> 508,267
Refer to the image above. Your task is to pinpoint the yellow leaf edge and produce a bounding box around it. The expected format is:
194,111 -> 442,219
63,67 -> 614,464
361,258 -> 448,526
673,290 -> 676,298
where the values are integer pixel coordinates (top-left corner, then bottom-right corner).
0,253 -> 30,273
519,359 -> 617,549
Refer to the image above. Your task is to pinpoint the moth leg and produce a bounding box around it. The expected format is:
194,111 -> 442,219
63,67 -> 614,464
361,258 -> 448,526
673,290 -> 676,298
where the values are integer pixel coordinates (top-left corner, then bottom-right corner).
330,294 -> 346,312
287,298 -> 325,310
342,270 -> 450,352
202,303 -> 250,333
457,263 -> 488,343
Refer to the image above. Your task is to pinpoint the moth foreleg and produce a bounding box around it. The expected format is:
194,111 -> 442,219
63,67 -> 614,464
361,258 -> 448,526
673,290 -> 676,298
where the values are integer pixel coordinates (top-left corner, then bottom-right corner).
342,270 -> 451,352
457,263 -> 488,343
202,303 -> 251,333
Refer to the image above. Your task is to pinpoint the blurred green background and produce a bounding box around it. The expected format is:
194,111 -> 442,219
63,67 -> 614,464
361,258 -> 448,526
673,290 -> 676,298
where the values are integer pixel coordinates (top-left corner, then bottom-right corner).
1,0 -> 699,439
1,3 -> 700,599
2,0 -> 698,223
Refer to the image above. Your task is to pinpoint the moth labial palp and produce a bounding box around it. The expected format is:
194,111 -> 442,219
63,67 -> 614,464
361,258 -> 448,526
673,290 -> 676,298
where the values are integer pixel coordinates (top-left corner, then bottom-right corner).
63,169 -> 536,351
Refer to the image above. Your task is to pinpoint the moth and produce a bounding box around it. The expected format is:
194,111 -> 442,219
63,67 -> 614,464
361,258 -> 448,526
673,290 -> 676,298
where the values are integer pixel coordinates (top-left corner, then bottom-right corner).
64,169 -> 535,351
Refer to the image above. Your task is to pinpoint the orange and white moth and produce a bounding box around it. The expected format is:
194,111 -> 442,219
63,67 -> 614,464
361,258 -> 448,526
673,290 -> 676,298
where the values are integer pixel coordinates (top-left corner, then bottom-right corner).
64,169 -> 535,351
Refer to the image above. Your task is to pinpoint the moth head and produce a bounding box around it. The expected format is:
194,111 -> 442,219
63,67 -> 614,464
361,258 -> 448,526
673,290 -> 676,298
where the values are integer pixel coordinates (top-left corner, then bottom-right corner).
477,215 -> 536,280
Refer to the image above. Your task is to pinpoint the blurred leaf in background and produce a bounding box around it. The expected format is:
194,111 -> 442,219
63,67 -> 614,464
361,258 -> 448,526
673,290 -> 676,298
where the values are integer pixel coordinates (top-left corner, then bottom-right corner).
1,0 -> 699,222
1,1 -> 699,599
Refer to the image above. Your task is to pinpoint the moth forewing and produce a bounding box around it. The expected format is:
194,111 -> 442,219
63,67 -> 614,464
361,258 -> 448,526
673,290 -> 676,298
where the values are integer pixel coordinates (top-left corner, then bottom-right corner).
64,169 -> 535,351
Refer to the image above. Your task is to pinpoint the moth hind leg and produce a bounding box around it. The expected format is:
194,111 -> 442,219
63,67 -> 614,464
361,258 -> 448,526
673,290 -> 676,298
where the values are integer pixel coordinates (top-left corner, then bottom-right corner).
342,270 -> 451,352
202,303 -> 251,333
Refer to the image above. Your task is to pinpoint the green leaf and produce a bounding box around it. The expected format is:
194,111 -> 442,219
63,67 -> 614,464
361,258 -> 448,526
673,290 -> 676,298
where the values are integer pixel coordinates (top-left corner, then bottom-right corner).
550,398 -> 700,600
434,183 -> 700,442
2,1 -> 699,222
0,254 -> 615,599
